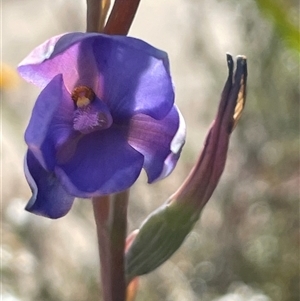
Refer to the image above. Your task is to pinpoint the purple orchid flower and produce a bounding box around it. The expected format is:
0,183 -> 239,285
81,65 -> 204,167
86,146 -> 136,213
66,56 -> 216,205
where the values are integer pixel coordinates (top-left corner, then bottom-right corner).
18,32 -> 185,219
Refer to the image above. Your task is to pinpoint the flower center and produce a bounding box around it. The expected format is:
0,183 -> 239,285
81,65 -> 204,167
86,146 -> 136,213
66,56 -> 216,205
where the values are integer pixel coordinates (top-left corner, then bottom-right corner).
71,86 -> 113,134
71,86 -> 95,107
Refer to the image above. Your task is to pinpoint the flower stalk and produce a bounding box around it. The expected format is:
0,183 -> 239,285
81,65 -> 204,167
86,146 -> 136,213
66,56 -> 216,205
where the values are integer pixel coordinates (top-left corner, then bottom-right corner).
104,0 -> 140,35
93,192 -> 129,301
86,1 -> 141,300
86,0 -> 102,32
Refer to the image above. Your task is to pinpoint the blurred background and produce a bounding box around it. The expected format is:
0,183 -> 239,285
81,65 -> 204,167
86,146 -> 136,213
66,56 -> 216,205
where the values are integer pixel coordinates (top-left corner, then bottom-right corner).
2,0 -> 299,300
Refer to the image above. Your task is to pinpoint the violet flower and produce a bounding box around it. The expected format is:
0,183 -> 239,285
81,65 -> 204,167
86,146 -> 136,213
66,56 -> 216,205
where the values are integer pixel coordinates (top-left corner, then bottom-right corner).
18,32 -> 185,219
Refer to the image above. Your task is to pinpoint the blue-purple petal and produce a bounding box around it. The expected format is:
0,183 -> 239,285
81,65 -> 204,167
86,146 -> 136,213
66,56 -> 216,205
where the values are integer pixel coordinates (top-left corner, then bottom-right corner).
25,74 -> 74,170
18,32 -> 100,92
55,128 -> 144,197
92,35 -> 174,120
24,150 -> 75,219
18,33 -> 174,120
127,105 -> 186,182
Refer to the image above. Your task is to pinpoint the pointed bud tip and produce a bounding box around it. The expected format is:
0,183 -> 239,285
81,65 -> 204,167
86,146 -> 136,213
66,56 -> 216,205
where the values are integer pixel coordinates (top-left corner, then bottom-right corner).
226,54 -> 234,74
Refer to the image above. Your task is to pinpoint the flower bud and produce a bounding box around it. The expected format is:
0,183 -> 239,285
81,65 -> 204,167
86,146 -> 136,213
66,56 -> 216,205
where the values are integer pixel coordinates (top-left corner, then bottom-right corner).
125,54 -> 247,282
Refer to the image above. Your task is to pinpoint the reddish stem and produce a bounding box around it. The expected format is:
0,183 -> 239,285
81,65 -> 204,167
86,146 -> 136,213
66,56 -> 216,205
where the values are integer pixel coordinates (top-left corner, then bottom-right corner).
93,191 -> 129,301
86,0 -> 103,32
104,0 -> 140,35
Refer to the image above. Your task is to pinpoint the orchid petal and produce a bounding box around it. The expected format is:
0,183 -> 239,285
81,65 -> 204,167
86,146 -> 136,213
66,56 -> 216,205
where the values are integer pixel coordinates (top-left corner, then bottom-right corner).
92,35 -> 174,120
25,150 -> 74,219
127,106 -> 186,183
18,33 -> 174,120
18,32 -> 100,92
55,128 -> 144,197
25,74 -> 74,170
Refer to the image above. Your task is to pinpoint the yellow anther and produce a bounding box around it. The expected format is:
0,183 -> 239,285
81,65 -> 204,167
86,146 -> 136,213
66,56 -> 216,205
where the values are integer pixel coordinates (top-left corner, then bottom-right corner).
71,86 -> 95,107
76,96 -> 91,107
